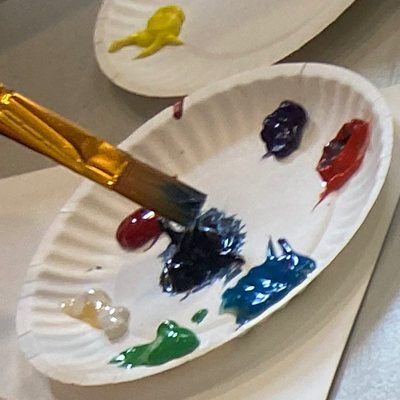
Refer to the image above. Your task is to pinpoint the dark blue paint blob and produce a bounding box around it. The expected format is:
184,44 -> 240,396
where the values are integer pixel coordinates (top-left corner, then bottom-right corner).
160,209 -> 246,294
260,101 -> 307,159
221,238 -> 316,325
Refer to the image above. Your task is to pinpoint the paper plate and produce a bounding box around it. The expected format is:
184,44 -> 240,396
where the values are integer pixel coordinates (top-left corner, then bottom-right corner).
94,0 -> 356,97
17,63 -> 392,385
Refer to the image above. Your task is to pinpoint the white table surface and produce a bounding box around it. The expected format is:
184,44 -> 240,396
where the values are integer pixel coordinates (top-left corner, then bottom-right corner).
2,0 -> 400,398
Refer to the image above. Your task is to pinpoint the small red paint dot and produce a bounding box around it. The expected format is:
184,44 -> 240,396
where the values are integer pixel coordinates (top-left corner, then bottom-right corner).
173,98 -> 185,120
116,208 -> 162,251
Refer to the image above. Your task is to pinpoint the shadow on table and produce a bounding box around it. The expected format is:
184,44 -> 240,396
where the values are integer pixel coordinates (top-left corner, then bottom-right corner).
0,0 -> 99,52
106,79 -> 179,124
284,0 -> 400,87
48,181 -> 399,400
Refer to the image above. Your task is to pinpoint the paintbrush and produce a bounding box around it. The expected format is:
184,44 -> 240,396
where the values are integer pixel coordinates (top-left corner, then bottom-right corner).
0,84 -> 206,226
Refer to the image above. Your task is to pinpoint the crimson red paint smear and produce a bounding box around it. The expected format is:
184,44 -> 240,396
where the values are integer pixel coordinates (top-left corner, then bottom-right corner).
173,98 -> 185,120
316,119 -> 370,203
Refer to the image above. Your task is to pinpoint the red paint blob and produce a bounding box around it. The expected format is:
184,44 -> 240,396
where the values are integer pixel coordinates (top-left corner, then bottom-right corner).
116,208 -> 163,250
173,98 -> 184,120
316,119 -> 370,203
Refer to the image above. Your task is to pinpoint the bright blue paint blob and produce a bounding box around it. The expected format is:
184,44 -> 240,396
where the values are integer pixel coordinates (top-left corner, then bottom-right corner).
221,238 -> 316,325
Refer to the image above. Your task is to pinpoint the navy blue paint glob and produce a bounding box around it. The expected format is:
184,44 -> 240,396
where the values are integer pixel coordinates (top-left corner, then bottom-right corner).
221,238 -> 316,325
160,209 -> 246,294
260,101 -> 308,159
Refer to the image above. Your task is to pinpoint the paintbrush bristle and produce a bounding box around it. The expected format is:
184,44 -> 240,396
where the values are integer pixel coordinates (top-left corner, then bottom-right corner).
114,159 -> 206,226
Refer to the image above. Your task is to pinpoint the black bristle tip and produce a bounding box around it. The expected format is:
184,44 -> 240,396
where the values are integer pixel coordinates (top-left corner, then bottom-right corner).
163,181 -> 207,226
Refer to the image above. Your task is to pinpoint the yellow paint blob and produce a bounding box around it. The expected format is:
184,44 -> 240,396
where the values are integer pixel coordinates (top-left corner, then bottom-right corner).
62,298 -> 99,327
61,289 -> 130,340
74,303 -> 99,327
108,5 -> 185,59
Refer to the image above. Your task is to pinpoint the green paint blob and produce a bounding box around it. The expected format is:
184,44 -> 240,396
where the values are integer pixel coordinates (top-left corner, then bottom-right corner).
191,309 -> 208,324
110,320 -> 199,369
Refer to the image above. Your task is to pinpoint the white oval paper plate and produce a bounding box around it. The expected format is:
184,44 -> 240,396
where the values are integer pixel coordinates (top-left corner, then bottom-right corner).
94,0 -> 356,97
17,63 -> 392,385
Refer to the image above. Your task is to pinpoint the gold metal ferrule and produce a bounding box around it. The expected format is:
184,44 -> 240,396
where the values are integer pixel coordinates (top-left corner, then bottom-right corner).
0,84 -> 129,188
